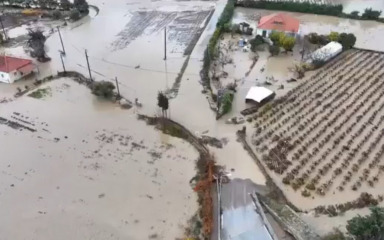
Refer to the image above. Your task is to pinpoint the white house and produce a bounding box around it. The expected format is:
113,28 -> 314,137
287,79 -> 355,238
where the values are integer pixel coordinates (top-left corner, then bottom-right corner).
256,13 -> 300,38
0,56 -> 35,83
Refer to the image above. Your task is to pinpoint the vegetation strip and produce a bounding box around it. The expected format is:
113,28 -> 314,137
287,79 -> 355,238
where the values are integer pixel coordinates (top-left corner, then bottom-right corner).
137,115 -> 215,240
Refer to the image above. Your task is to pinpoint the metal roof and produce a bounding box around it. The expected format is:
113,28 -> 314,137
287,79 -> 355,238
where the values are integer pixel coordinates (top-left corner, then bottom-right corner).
245,87 -> 274,103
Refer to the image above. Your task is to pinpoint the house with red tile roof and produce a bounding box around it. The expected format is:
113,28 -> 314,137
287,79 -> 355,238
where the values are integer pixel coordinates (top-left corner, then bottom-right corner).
256,13 -> 300,38
0,56 -> 35,83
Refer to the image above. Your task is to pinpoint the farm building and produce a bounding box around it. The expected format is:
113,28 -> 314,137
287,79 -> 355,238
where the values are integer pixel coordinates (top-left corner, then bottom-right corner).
256,13 -> 300,38
245,86 -> 275,104
308,41 -> 343,64
0,56 -> 35,83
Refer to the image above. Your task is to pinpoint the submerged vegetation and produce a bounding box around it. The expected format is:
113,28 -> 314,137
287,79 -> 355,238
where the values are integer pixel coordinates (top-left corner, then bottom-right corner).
28,87 -> 51,99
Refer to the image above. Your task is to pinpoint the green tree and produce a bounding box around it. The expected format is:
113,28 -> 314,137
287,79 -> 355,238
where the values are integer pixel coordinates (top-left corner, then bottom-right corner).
346,207 -> 384,240
269,45 -> 280,56
339,33 -> 356,50
269,31 -> 284,46
282,36 -> 296,51
91,81 -> 115,99
157,92 -> 169,118
362,8 -> 382,20
249,35 -> 264,52
329,32 -> 340,42
28,29 -> 49,62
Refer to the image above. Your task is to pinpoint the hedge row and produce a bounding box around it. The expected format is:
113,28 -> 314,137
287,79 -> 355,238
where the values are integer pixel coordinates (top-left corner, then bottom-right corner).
238,0 -> 343,16
201,0 -> 236,91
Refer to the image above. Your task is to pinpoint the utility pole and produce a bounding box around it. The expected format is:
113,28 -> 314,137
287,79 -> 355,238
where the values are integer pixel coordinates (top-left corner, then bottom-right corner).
59,52 -> 66,73
85,49 -> 92,80
163,27 -> 167,60
115,77 -> 120,98
57,26 -> 65,55
0,15 -> 7,41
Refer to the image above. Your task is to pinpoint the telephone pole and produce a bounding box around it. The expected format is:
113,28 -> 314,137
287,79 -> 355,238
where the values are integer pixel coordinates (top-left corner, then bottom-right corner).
0,15 -> 7,41
57,26 -> 65,55
85,49 -> 92,80
59,52 -> 66,73
115,77 -> 120,98
163,27 -> 167,60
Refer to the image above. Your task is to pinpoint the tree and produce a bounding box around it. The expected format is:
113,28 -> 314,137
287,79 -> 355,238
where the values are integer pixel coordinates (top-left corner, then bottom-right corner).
157,92 -> 169,118
329,32 -> 340,42
249,35 -> 264,52
350,11 -> 360,19
60,0 -> 72,10
269,45 -> 280,56
282,36 -> 296,52
70,9 -> 81,21
91,81 -> 115,98
307,32 -> 320,44
73,0 -> 89,14
346,207 -> 384,240
269,31 -> 284,46
362,8 -> 382,20
28,29 -> 49,62
339,33 -> 356,50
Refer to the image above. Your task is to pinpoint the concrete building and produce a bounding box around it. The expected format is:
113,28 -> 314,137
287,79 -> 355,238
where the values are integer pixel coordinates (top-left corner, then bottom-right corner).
256,13 -> 300,38
0,56 -> 35,83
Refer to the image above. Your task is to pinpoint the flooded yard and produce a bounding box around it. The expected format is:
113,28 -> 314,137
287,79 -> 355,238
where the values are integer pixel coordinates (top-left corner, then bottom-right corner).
0,78 -> 199,239
234,7 -> 384,51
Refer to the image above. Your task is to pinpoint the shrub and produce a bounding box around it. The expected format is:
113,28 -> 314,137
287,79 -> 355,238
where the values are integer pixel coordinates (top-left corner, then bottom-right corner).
339,33 -> 356,50
269,31 -> 284,46
269,45 -> 280,56
221,92 -> 234,115
70,9 -> 81,21
91,81 -> 115,98
307,32 -> 320,44
249,35 -> 264,52
74,0 -> 89,14
322,229 -> 347,240
282,36 -> 296,52
329,32 -> 340,42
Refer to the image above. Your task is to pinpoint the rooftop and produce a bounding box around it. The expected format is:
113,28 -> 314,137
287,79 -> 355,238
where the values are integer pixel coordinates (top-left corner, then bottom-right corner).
0,56 -> 33,73
246,87 -> 274,103
258,13 -> 300,33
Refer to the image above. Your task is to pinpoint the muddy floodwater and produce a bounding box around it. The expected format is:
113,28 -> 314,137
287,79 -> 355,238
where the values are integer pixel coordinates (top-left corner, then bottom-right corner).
335,0 -> 384,16
0,78 -> 199,240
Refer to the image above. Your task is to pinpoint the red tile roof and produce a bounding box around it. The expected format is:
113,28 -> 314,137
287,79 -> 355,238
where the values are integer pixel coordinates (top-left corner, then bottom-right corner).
0,56 -> 33,73
258,13 -> 300,33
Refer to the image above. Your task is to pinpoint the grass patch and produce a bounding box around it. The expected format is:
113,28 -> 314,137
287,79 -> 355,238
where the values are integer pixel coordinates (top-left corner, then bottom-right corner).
28,87 -> 51,99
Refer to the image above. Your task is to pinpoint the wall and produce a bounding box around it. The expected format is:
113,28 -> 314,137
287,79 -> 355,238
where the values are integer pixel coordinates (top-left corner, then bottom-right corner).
0,72 -> 11,83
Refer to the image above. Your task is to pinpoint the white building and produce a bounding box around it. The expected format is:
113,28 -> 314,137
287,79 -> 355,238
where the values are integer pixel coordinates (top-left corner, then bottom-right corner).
308,41 -> 343,64
0,56 -> 35,83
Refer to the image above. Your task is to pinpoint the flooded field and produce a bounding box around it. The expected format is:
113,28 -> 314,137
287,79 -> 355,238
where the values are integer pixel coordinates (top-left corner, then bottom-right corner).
234,7 -> 384,51
247,50 -> 384,210
0,78 -> 199,239
336,0 -> 384,15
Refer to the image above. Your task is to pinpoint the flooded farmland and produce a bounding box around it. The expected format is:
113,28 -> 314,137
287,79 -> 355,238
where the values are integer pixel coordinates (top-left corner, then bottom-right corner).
0,78 -> 199,239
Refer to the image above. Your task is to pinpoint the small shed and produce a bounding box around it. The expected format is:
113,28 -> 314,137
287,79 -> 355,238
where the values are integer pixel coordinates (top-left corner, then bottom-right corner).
245,86 -> 275,104
309,41 -> 342,64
